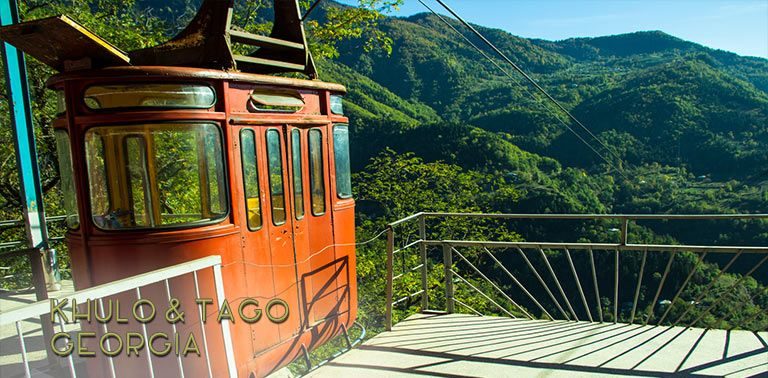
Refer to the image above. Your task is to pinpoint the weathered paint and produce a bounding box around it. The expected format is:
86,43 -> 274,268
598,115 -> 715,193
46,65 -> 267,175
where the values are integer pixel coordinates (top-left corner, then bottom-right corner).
52,68 -> 355,378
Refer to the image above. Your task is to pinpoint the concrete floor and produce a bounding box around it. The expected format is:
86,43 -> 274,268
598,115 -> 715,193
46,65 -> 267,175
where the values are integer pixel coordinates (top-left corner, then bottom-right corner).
0,280 -> 76,377
308,313 -> 768,377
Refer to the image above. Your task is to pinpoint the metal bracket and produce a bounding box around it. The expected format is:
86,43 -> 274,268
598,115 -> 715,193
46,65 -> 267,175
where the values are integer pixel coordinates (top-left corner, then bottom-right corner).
130,0 -> 318,78
0,0 -> 318,78
299,322 -> 367,376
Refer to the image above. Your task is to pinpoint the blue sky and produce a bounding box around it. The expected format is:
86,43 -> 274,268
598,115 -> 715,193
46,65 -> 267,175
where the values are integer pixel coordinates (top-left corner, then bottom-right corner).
338,0 -> 768,58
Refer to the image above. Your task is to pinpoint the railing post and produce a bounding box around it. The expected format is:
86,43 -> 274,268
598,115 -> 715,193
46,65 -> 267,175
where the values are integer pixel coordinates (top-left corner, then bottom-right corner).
385,226 -> 394,331
443,243 -> 454,313
27,247 -> 54,363
419,214 -> 428,311
620,218 -> 629,246
213,264 -> 238,378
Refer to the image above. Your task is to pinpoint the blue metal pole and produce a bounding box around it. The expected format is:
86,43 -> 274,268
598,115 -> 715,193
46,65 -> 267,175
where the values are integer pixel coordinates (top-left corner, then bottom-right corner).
0,0 -> 53,277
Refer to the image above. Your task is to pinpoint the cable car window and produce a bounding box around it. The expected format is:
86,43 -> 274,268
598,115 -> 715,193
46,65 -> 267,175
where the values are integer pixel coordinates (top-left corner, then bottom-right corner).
85,123 -> 228,230
333,125 -> 353,199
240,130 -> 262,230
56,90 -> 66,115
266,129 -> 286,225
84,84 -> 216,110
204,131 -> 227,216
85,134 -> 109,220
54,130 -> 79,229
291,129 -> 304,219
249,89 -> 305,113
308,129 -> 325,215
330,95 -> 344,115
125,136 -> 151,227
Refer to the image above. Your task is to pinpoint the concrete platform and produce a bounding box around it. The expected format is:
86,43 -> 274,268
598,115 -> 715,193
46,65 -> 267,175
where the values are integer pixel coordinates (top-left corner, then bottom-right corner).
0,280 -> 76,375
308,313 -> 768,377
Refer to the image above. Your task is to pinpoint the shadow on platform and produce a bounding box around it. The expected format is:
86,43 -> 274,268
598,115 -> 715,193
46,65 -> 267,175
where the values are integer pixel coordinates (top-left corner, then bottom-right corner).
307,313 -> 768,377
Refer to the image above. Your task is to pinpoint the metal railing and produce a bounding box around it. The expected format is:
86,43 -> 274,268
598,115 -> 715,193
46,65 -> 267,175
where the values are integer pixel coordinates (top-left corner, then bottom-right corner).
0,215 -> 68,251
1,215 -> 69,292
385,212 -> 768,332
0,256 -> 237,378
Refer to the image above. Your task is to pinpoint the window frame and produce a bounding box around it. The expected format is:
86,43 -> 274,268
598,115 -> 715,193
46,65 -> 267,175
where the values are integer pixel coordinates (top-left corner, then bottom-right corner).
308,128 -> 326,216
123,135 -> 153,227
85,132 -> 110,219
330,95 -> 344,115
82,82 -> 217,112
291,129 -> 305,220
239,128 -> 263,231
83,121 -> 230,232
55,90 -> 67,116
265,128 -> 288,226
54,129 -> 80,230
333,124 -> 353,199
249,89 -> 306,113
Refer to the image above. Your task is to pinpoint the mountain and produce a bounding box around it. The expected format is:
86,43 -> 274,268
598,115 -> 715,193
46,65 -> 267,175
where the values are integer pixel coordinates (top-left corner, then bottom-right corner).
2,0 -> 765,334
327,12 -> 768,184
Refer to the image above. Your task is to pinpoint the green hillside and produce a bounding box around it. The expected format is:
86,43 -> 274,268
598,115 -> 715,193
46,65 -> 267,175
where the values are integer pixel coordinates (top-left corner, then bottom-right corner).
321,10 -> 768,332
0,0 -> 764,337
332,13 -> 768,182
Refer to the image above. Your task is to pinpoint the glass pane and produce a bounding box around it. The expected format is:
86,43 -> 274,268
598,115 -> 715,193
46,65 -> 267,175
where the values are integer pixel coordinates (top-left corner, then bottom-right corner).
85,134 -> 109,219
84,84 -> 215,110
250,89 -> 305,112
292,129 -> 304,219
240,130 -> 262,230
56,91 -> 66,115
54,131 -> 79,229
155,129 -> 203,225
85,123 -> 228,230
309,129 -> 326,215
330,95 -> 344,115
125,137 -> 150,227
205,131 -> 226,216
333,125 -> 353,199
266,129 -> 286,225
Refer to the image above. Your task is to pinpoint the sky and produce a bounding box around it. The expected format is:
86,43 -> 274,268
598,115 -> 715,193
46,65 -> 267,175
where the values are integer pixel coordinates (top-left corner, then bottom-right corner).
338,0 -> 768,58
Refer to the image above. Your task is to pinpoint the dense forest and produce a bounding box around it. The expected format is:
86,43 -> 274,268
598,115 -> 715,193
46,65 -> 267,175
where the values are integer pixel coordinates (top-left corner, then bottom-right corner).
326,8 -> 768,333
0,0 -> 766,349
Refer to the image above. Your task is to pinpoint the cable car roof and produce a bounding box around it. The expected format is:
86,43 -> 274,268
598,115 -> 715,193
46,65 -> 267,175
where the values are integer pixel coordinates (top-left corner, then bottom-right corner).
46,66 -> 346,93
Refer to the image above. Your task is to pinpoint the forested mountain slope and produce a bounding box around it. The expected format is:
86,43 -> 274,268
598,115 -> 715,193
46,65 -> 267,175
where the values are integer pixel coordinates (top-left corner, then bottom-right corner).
331,13 -> 768,182
321,10 -> 768,332
0,0 -> 764,332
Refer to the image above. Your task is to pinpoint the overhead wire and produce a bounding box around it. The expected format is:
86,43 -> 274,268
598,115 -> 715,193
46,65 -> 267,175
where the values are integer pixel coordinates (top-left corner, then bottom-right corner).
434,0 -> 625,166
417,0 -> 624,179
422,0 -> 628,179
301,0 -> 627,178
302,0 -> 324,21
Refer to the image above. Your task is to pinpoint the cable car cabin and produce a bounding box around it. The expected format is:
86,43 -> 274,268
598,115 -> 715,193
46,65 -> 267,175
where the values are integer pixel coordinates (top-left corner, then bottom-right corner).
0,1 -> 356,377
48,69 -> 357,376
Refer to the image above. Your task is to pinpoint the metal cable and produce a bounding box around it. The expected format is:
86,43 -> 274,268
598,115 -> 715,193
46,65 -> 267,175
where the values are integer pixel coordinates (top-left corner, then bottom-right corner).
302,0 -> 324,21
422,0 -> 629,179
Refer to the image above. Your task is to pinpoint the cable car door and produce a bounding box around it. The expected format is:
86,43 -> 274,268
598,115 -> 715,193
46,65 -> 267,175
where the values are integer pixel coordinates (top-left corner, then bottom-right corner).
237,127 -> 282,353
305,126 -> 341,327
286,126 -> 314,328
263,127 -> 303,342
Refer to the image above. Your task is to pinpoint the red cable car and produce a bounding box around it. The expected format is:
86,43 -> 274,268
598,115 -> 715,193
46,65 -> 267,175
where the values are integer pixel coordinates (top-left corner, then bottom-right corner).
0,1 -> 357,376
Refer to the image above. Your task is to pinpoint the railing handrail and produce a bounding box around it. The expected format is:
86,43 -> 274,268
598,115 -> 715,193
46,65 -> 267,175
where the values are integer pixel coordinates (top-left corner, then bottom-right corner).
387,212 -> 425,227
415,212 -> 768,221
0,215 -> 68,228
384,212 -> 768,332
426,240 -> 768,253
0,255 -> 222,325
